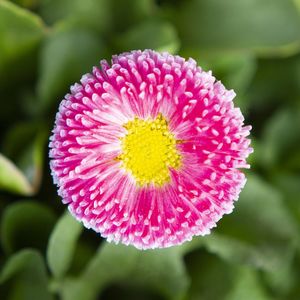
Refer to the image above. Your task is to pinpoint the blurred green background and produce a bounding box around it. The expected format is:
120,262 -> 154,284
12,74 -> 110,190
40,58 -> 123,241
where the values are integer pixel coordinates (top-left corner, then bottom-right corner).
1,0 -> 300,299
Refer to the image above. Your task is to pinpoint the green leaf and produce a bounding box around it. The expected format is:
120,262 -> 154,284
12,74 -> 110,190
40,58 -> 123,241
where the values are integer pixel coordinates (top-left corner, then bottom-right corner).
225,267 -> 271,300
0,201 -> 56,253
61,243 -> 189,300
246,55 -> 300,116
212,233 -> 297,296
261,108 -> 300,171
216,175 -> 298,294
59,278 -> 98,300
0,0 -> 45,85
219,175 -> 298,243
274,174 -> 300,225
9,0 -> 39,10
39,0 -> 111,33
184,249 -> 234,300
47,211 -> 83,278
108,0 -> 156,33
114,19 -> 180,54
39,0 -> 156,34
0,249 -> 53,300
183,231 -> 295,275
81,243 -> 139,289
189,233 -> 280,271
262,245 -> 297,297
37,24 -> 107,113
126,248 -> 189,300
0,153 -> 33,196
184,250 -> 269,300
181,174 -> 299,295
2,122 -> 48,193
171,0 -> 300,55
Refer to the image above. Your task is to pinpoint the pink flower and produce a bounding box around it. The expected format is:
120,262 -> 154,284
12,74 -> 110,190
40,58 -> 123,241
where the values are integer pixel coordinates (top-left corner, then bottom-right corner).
49,50 -> 252,249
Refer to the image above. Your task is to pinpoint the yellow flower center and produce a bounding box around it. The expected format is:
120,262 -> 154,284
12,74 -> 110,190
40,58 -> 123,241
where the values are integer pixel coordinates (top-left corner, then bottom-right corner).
117,114 -> 181,186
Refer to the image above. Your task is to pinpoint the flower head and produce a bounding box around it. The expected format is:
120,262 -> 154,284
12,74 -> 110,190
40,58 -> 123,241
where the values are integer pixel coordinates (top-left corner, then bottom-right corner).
49,50 -> 252,249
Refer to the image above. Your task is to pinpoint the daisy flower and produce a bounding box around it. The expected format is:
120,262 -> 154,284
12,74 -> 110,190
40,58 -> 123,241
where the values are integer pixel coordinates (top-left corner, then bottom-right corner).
49,50 -> 252,249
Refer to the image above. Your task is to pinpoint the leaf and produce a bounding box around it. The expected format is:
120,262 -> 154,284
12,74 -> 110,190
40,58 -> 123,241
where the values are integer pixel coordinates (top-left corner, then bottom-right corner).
59,244 -> 139,300
274,174 -> 300,224
270,174 -> 300,295
0,249 -> 53,300
108,0 -> 156,33
0,0 -> 45,85
216,175 -> 298,294
262,245 -> 297,297
181,174 -> 298,295
127,248 -> 189,300
9,0 -> 39,10
182,231 -> 293,275
219,175 -> 298,244
39,0 -> 111,33
59,278 -> 97,300
225,266 -> 271,300
261,108 -> 300,171
0,201 -> 56,254
81,243 -> 139,289
210,234 -> 297,296
61,243 -> 189,300
2,122 -> 48,193
37,23 -> 107,113
247,55 -> 300,111
171,0 -> 300,55
184,249 -> 234,300
0,153 -> 33,196
39,0 -> 156,34
114,19 -> 180,54
200,234 -> 280,271
47,211 -> 83,278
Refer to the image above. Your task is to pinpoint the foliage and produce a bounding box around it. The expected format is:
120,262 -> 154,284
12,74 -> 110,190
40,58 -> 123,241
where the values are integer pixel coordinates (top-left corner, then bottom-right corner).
1,0 -> 300,299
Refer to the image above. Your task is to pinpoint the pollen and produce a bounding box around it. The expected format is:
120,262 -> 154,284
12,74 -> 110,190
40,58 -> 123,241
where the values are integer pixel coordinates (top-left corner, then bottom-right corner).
117,114 -> 181,186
